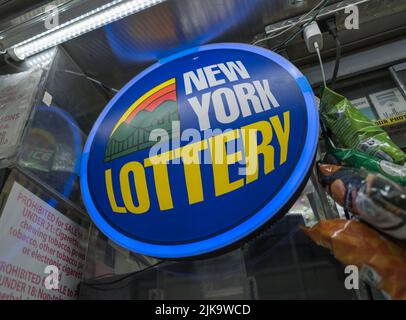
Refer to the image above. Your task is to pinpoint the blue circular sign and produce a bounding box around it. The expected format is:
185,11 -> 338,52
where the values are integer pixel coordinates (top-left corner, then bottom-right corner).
80,43 -> 318,259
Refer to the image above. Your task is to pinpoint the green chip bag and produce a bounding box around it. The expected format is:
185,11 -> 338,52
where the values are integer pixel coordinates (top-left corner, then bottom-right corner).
328,144 -> 406,187
320,87 -> 406,164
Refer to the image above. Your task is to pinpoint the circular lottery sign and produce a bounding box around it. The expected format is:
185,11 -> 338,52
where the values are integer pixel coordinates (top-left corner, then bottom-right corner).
81,43 -> 318,259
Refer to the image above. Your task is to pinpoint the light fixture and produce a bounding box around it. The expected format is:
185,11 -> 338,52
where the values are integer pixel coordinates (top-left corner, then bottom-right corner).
25,49 -> 55,68
6,0 -> 165,61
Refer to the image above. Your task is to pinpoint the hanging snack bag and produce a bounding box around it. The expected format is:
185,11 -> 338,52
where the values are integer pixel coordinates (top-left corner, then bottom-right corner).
325,137 -> 406,186
320,87 -> 406,164
302,220 -> 406,300
317,163 -> 406,240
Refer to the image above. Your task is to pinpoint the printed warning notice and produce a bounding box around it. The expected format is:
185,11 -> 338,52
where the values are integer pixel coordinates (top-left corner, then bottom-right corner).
0,69 -> 43,160
0,182 -> 88,300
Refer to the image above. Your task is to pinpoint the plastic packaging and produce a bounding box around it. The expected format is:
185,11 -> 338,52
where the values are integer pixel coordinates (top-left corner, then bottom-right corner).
320,87 -> 406,164
317,163 -> 406,240
325,138 -> 406,186
302,220 -> 406,300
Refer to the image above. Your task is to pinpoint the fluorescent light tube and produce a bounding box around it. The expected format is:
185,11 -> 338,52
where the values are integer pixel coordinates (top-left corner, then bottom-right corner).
7,0 -> 165,61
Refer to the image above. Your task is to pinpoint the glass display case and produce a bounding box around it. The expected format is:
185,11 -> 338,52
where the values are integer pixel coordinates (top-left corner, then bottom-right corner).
0,47 -> 107,208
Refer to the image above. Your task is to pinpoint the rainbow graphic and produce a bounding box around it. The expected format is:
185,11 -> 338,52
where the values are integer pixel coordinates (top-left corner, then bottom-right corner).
105,78 -> 178,162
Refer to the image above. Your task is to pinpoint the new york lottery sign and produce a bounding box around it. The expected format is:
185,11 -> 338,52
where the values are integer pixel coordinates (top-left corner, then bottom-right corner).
80,43 -> 318,259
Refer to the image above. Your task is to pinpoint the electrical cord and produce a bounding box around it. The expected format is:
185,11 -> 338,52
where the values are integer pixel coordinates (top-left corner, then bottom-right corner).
252,0 -> 327,46
331,35 -> 341,87
314,42 -> 326,88
329,29 -> 341,87
80,260 -> 165,290
323,17 -> 341,87
271,0 -> 331,52
59,69 -> 118,101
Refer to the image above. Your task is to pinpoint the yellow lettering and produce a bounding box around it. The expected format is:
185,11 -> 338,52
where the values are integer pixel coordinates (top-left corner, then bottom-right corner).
120,161 -> 150,214
241,120 -> 274,184
105,169 -> 127,213
209,130 -> 243,197
144,161 -> 174,211
270,111 -> 290,165
106,114 -> 290,214
181,141 -> 208,204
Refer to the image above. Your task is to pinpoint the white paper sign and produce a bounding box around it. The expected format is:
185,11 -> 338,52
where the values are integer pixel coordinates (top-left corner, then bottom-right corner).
0,69 -> 43,160
351,97 -> 376,121
369,88 -> 406,119
0,182 -> 88,300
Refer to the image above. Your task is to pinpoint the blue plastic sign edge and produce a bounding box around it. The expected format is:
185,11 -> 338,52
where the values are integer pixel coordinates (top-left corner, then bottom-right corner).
80,43 -> 319,259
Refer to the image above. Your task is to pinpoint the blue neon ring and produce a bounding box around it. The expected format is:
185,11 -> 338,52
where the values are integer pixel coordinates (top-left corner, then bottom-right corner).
80,43 -> 319,259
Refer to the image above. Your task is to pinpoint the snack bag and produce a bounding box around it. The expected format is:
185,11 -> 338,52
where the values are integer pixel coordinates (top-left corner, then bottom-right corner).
320,87 -> 406,164
317,163 -> 406,240
302,220 -> 406,300
326,139 -> 406,186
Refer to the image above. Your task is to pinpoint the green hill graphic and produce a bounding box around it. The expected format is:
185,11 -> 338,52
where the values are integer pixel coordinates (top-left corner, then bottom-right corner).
105,100 -> 179,162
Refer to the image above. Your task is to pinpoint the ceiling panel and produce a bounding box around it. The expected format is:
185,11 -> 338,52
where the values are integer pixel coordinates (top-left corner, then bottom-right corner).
61,0 -> 325,89
2,0 -> 404,91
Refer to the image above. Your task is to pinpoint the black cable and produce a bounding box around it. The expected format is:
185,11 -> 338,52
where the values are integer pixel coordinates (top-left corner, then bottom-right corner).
330,34 -> 341,87
325,18 -> 341,87
81,260 -> 165,289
